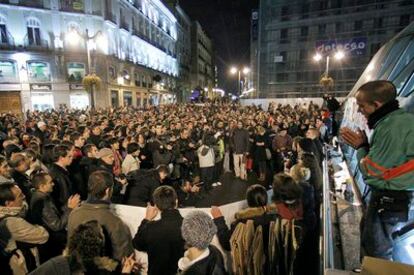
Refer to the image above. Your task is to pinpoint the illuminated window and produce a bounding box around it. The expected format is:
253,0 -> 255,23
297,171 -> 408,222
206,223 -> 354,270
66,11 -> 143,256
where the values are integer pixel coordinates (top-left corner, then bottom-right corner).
67,62 -> 85,82
0,60 -> 18,82
27,61 -> 51,82
0,16 -> 8,44
26,18 -> 41,46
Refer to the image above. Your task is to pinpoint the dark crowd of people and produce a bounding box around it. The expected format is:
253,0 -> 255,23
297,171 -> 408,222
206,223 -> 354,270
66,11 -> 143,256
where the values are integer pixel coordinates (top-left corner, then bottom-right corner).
0,99 -> 337,274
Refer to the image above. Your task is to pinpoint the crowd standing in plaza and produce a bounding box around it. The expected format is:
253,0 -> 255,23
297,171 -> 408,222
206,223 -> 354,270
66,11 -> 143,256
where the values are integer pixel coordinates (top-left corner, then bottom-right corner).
0,95 -> 338,274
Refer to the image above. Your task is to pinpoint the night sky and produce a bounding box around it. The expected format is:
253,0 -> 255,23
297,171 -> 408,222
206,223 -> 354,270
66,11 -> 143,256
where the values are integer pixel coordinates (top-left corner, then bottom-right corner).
179,0 -> 259,94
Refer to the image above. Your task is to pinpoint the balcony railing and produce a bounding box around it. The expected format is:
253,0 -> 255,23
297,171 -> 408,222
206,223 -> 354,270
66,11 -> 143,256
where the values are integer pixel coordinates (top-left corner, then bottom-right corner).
23,36 -> 49,50
105,11 -> 117,25
0,31 -> 15,49
18,0 -> 45,9
120,21 -> 129,31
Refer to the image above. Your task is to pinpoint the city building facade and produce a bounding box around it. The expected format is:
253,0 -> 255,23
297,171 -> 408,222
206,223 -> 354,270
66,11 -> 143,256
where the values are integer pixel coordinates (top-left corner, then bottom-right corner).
255,0 -> 414,98
190,21 -> 214,93
0,0 -> 181,113
165,0 -> 192,102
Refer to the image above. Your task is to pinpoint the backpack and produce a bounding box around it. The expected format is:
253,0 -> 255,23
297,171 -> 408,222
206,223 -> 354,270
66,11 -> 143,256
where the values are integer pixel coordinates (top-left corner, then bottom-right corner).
230,219 -> 265,275
268,203 -> 305,275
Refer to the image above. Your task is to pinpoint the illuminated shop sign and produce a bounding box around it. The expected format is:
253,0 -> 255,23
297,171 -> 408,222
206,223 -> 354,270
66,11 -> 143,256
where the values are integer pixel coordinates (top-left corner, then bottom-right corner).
316,37 -> 367,56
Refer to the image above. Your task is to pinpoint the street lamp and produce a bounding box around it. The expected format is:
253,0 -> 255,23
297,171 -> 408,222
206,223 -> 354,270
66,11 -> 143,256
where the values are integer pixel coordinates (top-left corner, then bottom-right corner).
230,66 -> 250,95
313,50 -> 345,77
66,28 -> 104,108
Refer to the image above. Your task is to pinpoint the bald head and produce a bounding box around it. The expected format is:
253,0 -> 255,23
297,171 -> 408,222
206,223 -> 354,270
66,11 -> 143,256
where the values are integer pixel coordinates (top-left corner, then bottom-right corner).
356,80 -> 396,104
355,80 -> 397,119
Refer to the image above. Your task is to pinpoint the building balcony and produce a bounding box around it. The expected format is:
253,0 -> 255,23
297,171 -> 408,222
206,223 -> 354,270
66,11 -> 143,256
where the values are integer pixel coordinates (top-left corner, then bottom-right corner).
60,7 -> 84,14
18,0 -> 45,9
105,12 -> 117,25
0,31 -> 15,50
120,21 -> 129,31
24,37 -> 49,50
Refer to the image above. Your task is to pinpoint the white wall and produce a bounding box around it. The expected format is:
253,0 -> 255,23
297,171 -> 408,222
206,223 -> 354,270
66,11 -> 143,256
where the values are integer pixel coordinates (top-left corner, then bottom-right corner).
240,97 -> 346,110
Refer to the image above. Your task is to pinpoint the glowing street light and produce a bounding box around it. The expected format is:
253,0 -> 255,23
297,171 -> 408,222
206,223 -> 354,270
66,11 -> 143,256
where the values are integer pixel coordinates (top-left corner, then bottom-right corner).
229,66 -> 250,95
313,51 -> 346,77
65,29 -> 105,108
334,50 -> 345,60
313,53 -> 322,62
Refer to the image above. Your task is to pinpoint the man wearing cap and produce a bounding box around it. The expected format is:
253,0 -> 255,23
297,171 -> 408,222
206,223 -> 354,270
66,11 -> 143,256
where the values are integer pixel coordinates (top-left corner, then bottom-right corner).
90,147 -> 127,203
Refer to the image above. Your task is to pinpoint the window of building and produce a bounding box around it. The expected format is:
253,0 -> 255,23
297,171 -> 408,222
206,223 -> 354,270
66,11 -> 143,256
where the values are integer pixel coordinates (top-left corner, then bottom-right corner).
70,92 -> 89,109
0,16 -> 8,44
67,62 -> 85,82
299,50 -> 307,61
280,29 -> 288,42
27,61 -> 51,82
301,3 -> 309,18
136,93 -> 141,107
122,69 -> 131,85
134,72 -> 141,86
111,90 -> 119,107
400,14 -> 410,27
60,0 -> 85,13
141,75 -> 147,87
277,73 -> 288,82
109,66 -> 116,80
354,20 -> 363,31
281,6 -> 289,21
318,24 -> 326,35
300,26 -> 308,37
26,18 -> 41,46
374,18 -> 383,29
335,22 -> 342,33
0,60 -> 18,82
123,91 -> 132,106
31,92 -> 54,111
280,51 -> 287,62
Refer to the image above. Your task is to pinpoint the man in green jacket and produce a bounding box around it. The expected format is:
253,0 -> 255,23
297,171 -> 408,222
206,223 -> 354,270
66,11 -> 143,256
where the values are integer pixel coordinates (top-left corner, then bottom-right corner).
341,80 -> 414,260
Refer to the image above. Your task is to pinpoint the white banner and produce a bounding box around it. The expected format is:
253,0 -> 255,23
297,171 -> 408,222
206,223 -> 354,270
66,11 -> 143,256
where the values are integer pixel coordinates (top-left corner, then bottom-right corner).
112,199 -> 248,272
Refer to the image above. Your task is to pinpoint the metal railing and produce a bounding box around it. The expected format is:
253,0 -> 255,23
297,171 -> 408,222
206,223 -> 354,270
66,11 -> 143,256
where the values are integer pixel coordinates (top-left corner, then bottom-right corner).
323,145 -> 335,270
104,11 -> 117,25
23,36 -> 49,50
0,30 -> 15,49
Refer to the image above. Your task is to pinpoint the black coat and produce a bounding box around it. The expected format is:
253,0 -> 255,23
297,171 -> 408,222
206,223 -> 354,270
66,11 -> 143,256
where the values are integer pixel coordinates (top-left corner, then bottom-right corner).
29,191 -> 70,233
78,157 -> 98,198
181,245 -> 227,275
11,170 -> 32,200
29,191 -> 69,261
253,134 -> 267,162
67,152 -> 85,199
125,170 -> 160,207
48,163 -> 73,212
133,209 -> 185,275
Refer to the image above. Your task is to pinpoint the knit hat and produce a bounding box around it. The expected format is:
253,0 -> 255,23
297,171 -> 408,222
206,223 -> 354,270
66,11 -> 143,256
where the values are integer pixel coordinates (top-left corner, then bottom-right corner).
97,148 -> 113,159
181,211 -> 217,250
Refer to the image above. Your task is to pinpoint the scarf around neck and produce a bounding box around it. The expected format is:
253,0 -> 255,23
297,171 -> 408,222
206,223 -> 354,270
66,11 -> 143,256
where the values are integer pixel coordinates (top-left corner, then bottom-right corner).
367,99 -> 399,129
